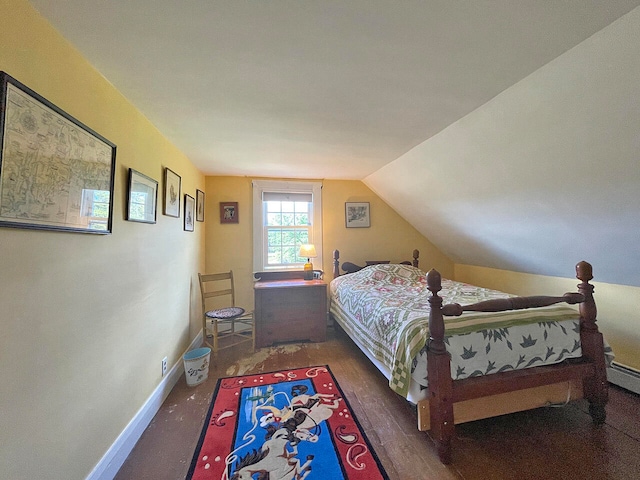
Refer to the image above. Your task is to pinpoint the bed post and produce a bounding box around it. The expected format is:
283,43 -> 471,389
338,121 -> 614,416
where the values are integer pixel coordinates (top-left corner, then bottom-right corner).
333,249 -> 340,278
412,249 -> 419,268
576,261 -> 608,424
426,269 -> 454,464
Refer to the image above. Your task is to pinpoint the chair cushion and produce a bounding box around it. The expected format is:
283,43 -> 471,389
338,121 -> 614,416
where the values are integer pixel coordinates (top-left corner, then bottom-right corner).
205,306 -> 246,319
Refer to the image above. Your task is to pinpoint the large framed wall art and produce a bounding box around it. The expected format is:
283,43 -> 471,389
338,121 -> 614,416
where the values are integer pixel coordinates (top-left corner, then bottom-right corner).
0,72 -> 117,234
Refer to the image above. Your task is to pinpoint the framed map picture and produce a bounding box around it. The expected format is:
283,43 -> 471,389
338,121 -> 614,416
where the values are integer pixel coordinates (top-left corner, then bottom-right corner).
0,72 -> 116,234
163,167 -> 181,217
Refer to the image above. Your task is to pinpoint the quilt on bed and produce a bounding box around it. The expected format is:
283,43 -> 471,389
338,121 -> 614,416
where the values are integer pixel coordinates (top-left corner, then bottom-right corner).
329,264 -> 611,399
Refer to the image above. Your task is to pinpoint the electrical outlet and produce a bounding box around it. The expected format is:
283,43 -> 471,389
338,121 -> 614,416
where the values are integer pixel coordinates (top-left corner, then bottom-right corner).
162,357 -> 168,377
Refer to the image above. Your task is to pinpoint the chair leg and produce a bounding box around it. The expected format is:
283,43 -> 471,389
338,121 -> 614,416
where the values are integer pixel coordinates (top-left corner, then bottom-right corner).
202,317 -> 212,350
213,319 -> 219,354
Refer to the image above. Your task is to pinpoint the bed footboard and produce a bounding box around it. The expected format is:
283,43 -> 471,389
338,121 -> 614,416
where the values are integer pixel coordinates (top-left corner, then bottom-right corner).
425,261 -> 608,464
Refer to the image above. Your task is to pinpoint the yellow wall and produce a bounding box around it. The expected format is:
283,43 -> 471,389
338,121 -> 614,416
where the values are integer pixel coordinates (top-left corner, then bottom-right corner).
204,176 -> 453,308
0,1 -> 205,478
322,180 -> 453,277
454,264 -> 640,371
204,176 -> 255,306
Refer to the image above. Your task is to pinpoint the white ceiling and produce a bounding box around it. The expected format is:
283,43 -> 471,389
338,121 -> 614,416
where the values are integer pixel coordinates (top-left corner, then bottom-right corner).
28,0 -> 640,180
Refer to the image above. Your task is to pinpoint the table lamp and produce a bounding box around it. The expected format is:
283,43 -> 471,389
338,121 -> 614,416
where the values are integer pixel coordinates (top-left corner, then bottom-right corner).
299,244 -> 317,280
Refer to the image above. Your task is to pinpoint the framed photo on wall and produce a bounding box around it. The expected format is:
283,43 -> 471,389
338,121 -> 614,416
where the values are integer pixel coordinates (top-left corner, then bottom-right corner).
0,71 -> 117,234
345,202 -> 370,228
184,194 -> 195,231
163,167 -> 181,217
196,189 -> 205,222
220,201 -> 238,224
126,169 -> 158,224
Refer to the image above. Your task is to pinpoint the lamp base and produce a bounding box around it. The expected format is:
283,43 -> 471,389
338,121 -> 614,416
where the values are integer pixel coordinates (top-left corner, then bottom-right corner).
303,262 -> 314,280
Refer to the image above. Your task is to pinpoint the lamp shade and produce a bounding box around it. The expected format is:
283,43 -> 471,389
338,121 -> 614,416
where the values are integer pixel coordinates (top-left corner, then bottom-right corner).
299,244 -> 317,259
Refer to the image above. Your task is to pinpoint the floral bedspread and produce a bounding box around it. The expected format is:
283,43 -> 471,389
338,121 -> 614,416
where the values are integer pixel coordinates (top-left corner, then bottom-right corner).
329,264 -> 611,399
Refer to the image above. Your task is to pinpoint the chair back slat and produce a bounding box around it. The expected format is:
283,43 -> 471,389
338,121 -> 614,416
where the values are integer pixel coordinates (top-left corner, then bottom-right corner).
200,272 -> 232,282
203,289 -> 233,299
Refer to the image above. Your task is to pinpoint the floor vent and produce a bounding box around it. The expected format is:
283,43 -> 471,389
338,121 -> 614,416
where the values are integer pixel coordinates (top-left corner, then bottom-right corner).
607,362 -> 640,395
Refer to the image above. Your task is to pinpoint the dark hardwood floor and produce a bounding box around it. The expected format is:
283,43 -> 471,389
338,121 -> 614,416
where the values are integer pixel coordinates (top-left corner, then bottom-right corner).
115,326 -> 640,479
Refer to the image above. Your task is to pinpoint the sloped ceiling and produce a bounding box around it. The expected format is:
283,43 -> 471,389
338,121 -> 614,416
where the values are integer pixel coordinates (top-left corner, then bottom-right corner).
27,1 -> 640,286
366,7 -> 640,287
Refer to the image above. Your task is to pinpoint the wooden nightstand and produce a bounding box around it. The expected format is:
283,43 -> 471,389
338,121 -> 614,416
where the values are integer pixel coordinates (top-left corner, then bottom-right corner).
253,278 -> 327,348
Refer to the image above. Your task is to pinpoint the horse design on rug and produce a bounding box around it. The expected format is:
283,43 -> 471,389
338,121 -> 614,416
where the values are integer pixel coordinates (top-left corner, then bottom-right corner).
258,385 -> 341,435
230,426 -> 314,480
229,383 -> 341,480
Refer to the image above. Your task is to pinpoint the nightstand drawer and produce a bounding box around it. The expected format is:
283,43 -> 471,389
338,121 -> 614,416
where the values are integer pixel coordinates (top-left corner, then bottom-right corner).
261,308 -> 323,323
261,291 -> 324,308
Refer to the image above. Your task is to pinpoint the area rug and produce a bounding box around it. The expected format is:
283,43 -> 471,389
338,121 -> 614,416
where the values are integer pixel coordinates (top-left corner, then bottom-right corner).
186,365 -> 389,480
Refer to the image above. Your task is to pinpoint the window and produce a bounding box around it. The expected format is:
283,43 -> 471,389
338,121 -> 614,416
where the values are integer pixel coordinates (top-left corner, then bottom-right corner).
80,188 -> 110,231
252,180 -> 323,272
264,193 -> 311,266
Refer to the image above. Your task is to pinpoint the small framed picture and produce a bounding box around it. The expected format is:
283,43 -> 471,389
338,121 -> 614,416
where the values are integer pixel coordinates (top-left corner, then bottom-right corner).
196,189 -> 205,222
184,194 -> 195,232
220,202 -> 238,224
345,202 -> 370,228
126,169 -> 158,224
163,168 -> 181,217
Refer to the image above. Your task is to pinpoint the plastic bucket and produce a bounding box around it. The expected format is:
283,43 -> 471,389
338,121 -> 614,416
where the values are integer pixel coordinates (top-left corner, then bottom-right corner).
183,347 -> 211,387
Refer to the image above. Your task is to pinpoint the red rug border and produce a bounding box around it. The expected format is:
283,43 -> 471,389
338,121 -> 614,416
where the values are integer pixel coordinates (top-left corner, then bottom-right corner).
185,364 -> 390,480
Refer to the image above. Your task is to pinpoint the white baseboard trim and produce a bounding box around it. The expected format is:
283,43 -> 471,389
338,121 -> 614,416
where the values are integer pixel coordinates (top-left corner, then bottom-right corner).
86,331 -> 203,480
607,361 -> 640,395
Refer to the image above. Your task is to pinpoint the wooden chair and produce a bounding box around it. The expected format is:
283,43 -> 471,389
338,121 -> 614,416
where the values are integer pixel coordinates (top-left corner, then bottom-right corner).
198,271 -> 254,354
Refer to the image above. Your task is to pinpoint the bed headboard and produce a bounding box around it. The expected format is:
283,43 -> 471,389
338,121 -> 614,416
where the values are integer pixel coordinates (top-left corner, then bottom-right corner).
332,249 -> 419,278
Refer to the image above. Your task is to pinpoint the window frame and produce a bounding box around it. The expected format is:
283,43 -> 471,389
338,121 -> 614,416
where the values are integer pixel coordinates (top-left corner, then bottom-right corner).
252,180 -> 323,272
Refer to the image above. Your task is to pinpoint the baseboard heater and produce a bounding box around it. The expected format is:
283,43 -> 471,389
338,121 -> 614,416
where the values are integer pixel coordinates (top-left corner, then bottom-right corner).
607,362 -> 640,395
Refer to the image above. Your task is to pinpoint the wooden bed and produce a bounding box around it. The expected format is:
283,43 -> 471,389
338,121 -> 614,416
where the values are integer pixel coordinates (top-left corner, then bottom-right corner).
330,249 -> 609,464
